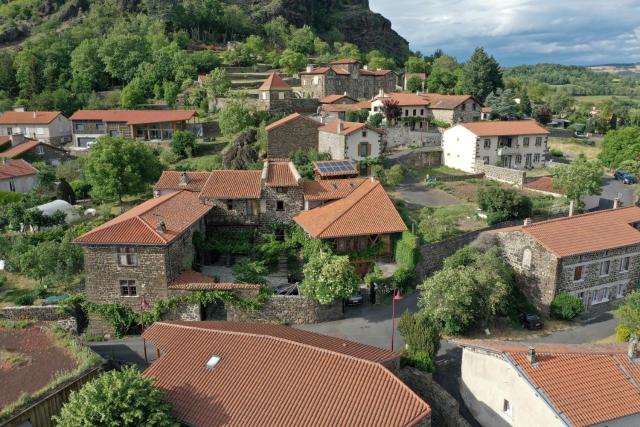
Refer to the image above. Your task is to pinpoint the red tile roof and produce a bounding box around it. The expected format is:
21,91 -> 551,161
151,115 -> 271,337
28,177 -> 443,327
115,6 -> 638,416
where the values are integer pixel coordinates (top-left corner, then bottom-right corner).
374,92 -> 430,106
264,112 -> 320,132
525,176 -> 563,195
496,206 -> 640,257
300,66 -> 351,76
460,120 -> 550,137
154,171 -> 211,193
168,271 -> 261,291
319,94 -> 356,104
360,68 -> 393,76
294,179 -> 407,238
143,321 -> 429,427
0,138 -> 54,158
75,191 -> 211,245
265,159 -> 299,187
457,340 -> 640,427
258,72 -> 292,91
313,159 -> 359,178
69,110 -> 197,125
0,111 -> 61,125
320,101 -> 371,112
319,120 -> 383,136
0,159 -> 39,179
303,178 -> 366,201
199,170 -> 262,200
423,93 -> 475,109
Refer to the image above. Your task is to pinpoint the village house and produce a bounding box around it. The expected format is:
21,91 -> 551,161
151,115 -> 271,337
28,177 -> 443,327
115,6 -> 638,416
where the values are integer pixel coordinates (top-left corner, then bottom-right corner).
319,100 -> 372,121
69,109 -> 197,148
370,91 -> 483,125
300,58 -> 397,99
265,113 -> 321,158
318,120 -> 384,172
256,72 -> 319,115
402,72 -> 427,91
0,110 -> 72,145
456,340 -> 640,427
312,159 -> 360,181
490,206 -> 640,313
143,321 -> 431,427
319,94 -> 357,105
0,159 -> 38,193
0,134 -> 68,165
442,120 -> 550,172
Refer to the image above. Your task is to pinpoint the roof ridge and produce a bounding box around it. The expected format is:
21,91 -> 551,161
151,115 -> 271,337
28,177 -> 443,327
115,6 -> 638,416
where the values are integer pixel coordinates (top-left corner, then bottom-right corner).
524,205 -> 639,230
137,215 -> 168,244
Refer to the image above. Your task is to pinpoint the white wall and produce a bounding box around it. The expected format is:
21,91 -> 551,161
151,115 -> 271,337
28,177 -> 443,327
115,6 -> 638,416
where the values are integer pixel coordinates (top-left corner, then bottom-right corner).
442,126 -> 478,173
460,348 -> 566,427
0,175 -> 37,193
476,134 -> 548,169
0,115 -> 72,142
318,131 -> 345,160
345,129 -> 381,161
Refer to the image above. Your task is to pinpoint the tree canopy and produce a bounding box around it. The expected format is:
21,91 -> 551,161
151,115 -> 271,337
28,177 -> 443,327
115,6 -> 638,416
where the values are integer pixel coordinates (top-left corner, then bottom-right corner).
599,126 -> 640,169
551,157 -> 602,204
457,47 -> 503,101
300,251 -> 359,305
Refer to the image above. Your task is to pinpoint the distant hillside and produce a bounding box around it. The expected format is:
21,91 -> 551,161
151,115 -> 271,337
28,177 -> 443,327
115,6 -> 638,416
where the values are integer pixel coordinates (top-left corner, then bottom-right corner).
588,63 -> 640,78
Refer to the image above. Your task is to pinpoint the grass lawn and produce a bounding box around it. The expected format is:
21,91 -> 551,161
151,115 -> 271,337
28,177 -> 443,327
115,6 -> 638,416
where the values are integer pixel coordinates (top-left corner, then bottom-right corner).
408,164 -> 468,179
548,137 -> 601,161
173,140 -> 227,171
573,95 -> 634,105
0,273 -> 37,307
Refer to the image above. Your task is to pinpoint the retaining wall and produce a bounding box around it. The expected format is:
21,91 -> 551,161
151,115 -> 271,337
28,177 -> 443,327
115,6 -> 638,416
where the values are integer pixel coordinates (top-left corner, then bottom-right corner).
0,305 -> 77,333
226,295 -> 343,324
475,162 -> 526,187
385,126 -> 443,150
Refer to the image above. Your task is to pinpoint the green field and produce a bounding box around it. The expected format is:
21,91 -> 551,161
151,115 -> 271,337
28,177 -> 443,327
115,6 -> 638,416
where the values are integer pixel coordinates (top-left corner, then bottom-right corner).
573,95 -> 637,104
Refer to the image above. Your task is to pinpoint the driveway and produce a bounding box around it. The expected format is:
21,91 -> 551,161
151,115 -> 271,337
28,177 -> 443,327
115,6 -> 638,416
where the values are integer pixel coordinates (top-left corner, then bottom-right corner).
583,175 -> 634,210
395,175 -> 461,209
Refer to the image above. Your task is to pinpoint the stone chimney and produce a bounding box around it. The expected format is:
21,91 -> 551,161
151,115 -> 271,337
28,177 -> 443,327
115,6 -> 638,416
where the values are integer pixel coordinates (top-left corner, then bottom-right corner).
568,200 -> 575,217
527,347 -> 538,366
10,133 -> 25,146
178,171 -> 190,186
628,338 -> 638,361
614,197 -> 620,209
156,221 -> 166,234
306,65 -> 313,73
523,218 -> 532,226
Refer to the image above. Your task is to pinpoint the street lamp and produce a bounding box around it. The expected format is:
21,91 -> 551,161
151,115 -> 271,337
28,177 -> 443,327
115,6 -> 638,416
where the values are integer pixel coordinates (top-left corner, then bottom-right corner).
390,287 -> 403,351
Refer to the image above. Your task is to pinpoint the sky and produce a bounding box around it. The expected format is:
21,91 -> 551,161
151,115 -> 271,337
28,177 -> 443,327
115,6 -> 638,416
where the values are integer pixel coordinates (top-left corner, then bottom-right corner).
369,0 -> 640,66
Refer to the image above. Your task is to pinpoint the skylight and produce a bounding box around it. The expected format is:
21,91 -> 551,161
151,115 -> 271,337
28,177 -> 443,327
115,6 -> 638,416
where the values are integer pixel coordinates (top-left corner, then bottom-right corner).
206,355 -> 221,369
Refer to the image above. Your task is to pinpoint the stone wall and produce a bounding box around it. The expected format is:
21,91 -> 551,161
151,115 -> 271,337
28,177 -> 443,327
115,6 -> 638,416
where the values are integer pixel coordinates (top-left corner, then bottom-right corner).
385,126 -> 443,150
259,185 -> 304,230
267,115 -> 320,158
399,367 -> 470,427
262,97 -> 319,115
301,69 -> 396,99
85,313 -> 116,338
226,295 -> 343,324
386,148 -> 442,170
0,305 -> 77,332
475,162 -> 526,187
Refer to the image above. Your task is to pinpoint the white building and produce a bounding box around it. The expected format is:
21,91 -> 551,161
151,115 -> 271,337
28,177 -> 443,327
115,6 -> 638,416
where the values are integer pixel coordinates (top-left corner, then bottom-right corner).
318,120 -> 383,173
457,340 -> 640,427
0,159 -> 38,193
0,110 -> 72,145
442,120 -> 550,173
35,199 -> 80,223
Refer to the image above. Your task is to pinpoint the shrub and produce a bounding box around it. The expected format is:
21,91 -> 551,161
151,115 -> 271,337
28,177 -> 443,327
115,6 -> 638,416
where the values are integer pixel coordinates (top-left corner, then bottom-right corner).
385,165 -> 405,188
0,272 -> 6,287
617,290 -> 640,340
549,148 -> 564,158
15,293 -> 35,306
549,293 -> 584,320
159,146 -> 181,165
478,187 -> 532,225
70,180 -> 92,200
300,251 -> 359,305
0,191 -> 24,205
398,310 -> 440,372
171,130 -> 197,158
616,324 -> 632,343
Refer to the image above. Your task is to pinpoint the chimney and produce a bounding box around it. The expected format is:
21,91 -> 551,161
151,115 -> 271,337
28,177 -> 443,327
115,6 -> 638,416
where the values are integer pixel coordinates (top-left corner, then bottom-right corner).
306,65 -> 313,73
614,197 -> 620,209
32,111 -> 36,119
344,91 -> 348,96
363,64 -> 368,70
527,347 -> 538,366
13,106 -> 25,112
156,221 -> 166,234
178,171 -> 190,186
568,200 -> 575,217
337,120 -> 343,133
378,88 -> 384,98
628,338 -> 638,361
523,218 -> 532,226
10,133 -> 25,146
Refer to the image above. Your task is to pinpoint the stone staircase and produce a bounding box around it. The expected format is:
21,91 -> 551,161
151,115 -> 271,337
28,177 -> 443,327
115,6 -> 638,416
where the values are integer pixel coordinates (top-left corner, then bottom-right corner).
266,254 -> 290,288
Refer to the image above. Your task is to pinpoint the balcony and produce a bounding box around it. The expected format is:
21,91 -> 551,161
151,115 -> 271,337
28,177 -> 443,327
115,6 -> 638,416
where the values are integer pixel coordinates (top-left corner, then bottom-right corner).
497,146 -> 519,156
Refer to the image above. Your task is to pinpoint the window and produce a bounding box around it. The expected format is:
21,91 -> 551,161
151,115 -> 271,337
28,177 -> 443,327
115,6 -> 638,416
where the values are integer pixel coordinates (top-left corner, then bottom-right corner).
360,142 -> 369,157
261,92 -> 268,100
413,109 -> 417,116
36,127 -> 45,135
35,145 -> 44,155
592,287 -> 610,304
278,92 -> 285,100
226,200 -> 233,210
276,187 -> 288,194
117,248 -> 137,266
617,283 -> 627,298
472,103 -> 477,111
461,103 -> 466,111
506,137 -> 513,147
404,109 -> 409,117
535,137 -> 543,146
96,123 -> 105,133
74,122 -> 85,132
6,127 -> 11,135
600,260 -> 610,276
502,399 -> 512,418
276,200 -> 284,211
362,130 -> 367,137
120,280 -> 137,297
619,256 -> 630,272
525,153 -> 532,166
483,138 -> 491,149
533,154 -> 540,163
515,154 -> 522,164
482,156 -> 490,164
522,249 -> 532,269
9,179 -> 15,192
523,137 -> 530,147
574,265 -> 584,281
109,130 -> 119,137
420,109 -> 424,115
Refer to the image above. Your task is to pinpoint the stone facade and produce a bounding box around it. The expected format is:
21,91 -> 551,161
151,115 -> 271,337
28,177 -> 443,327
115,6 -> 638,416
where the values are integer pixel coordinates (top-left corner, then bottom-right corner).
226,295 -> 343,324
259,96 -> 319,116
300,62 -> 397,99
259,185 -> 304,228
431,103 -> 481,124
22,142 -> 69,165
475,162 -> 526,187
385,126 -> 443,150
267,115 -> 320,158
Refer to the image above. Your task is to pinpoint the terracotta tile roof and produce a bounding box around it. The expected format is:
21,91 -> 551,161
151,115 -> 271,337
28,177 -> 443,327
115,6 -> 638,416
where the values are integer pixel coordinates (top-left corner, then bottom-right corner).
0,111 -> 61,125
423,93 -> 474,110
0,159 -> 39,179
525,176 -> 563,195
303,178 -> 366,201
75,191 -> 211,245
264,159 -> 299,187
69,110 -> 197,125
320,101 -> 371,112
168,271 -> 261,291
374,92 -> 430,106
154,171 -> 211,193
313,159 -> 359,178
319,94 -> 356,104
319,120 -> 383,136
143,321 -> 429,427
460,120 -> 550,137
258,72 -> 292,91
457,340 -> 640,427
360,68 -> 393,76
264,112 -> 320,132
300,66 -> 351,76
331,58 -> 360,64
199,170 -> 262,200
504,206 -> 640,257
294,179 -> 407,238
0,138 -> 58,158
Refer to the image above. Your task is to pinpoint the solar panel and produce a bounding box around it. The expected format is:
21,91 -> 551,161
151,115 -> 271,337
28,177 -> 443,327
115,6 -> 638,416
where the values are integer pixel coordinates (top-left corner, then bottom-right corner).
315,160 -> 357,174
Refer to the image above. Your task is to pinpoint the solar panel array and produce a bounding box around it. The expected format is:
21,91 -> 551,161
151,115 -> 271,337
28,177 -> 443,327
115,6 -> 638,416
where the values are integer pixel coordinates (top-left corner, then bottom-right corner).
315,160 -> 357,174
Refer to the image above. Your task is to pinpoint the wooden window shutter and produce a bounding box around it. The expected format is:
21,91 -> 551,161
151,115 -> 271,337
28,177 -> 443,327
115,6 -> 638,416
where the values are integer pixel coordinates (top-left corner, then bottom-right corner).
366,143 -> 371,156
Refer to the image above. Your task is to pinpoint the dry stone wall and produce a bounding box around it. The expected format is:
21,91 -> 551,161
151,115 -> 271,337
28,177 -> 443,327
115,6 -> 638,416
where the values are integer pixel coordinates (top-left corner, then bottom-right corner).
226,295 -> 343,324
475,162 -> 526,187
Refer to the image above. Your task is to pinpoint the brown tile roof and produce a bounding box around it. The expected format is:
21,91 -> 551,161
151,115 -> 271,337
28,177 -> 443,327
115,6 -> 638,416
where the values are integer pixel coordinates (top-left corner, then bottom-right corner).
294,179 -> 407,238
0,159 -> 39,179
500,206 -> 640,257
360,68 -> 393,76
199,170 -> 262,200
264,112 -> 320,132
75,191 -> 211,245
460,120 -> 550,137
303,178 -> 366,201
264,159 -> 299,187
143,321 -> 429,427
300,66 -> 350,76
313,159 -> 359,178
319,94 -> 356,104
319,120 -> 383,136
457,340 -> 640,427
0,138 -> 59,158
423,93 -> 474,110
69,110 -> 197,125
331,58 -> 360,64
258,72 -> 292,91
525,176 -> 563,195
168,271 -> 261,291
374,92 -> 430,106
0,111 -> 61,125
320,101 -> 371,112
154,171 -> 211,193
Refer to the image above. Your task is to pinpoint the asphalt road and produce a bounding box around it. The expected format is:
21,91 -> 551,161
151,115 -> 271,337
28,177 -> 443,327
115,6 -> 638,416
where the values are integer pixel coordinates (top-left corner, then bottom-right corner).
583,175 -> 634,210
395,175 -> 461,208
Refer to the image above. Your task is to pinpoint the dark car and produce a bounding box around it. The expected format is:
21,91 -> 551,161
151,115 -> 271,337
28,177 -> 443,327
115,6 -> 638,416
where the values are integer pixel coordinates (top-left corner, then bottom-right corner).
345,291 -> 364,306
519,313 -> 544,330
614,170 -> 638,184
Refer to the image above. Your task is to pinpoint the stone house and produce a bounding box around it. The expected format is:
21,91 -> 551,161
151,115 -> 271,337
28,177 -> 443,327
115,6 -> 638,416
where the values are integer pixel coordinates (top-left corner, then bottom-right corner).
265,113 -> 321,158
442,120 -> 550,173
318,120 -> 384,172
300,58 -> 397,99
0,159 -> 38,193
403,72 -> 427,91
319,100 -> 372,121
69,110 -> 197,147
319,94 -> 357,105
457,339 -> 640,427
143,321 -> 431,427
0,110 -> 72,145
256,72 -> 319,115
491,206 -> 640,313
0,134 -> 69,166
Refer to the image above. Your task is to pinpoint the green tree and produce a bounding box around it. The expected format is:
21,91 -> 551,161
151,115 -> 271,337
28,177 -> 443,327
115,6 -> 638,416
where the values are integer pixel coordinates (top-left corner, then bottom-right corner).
54,366 -> 178,427
287,25 -> 315,55
204,68 -> 230,102
427,55 -> 460,93
457,47 -> 503,101
333,42 -> 362,61
548,91 -> 575,118
599,127 -> 640,169
279,49 -> 307,75
617,291 -> 640,341
518,91 -> 533,116
477,187 -> 532,224
57,178 -> 77,205
406,76 -> 423,93
384,165 -> 405,188
366,50 -> 395,70
300,251 -> 359,305
263,16 -> 289,48
0,51 -> 18,97
398,310 -> 441,372
368,113 -> 384,128
417,207 -> 460,242
219,99 -> 257,137
85,136 -> 162,201
120,78 -> 148,108
551,157 -> 602,205
99,33 -> 150,82
405,55 -> 428,73
619,159 -> 640,176
71,39 -> 109,94
484,88 -> 519,119
171,130 -> 197,158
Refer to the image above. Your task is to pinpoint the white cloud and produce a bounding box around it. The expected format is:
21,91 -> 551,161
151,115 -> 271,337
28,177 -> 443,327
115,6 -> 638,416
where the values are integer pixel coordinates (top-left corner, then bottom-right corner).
369,0 -> 640,65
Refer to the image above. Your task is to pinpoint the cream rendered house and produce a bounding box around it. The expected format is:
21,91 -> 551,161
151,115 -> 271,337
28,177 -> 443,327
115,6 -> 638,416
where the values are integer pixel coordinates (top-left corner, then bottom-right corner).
0,110 -> 72,145
318,120 -> 383,173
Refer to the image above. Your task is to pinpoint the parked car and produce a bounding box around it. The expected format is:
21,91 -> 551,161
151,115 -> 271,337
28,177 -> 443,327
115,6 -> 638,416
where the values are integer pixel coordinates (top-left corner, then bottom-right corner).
614,170 -> 638,184
345,291 -> 364,306
519,313 -> 544,330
